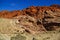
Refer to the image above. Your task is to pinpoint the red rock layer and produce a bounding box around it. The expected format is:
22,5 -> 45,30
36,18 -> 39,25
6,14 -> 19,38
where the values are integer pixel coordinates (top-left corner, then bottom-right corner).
0,4 -> 60,31
0,4 -> 60,18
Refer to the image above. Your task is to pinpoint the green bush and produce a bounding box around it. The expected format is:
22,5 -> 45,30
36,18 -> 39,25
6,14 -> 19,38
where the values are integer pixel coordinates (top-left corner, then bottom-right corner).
11,34 -> 26,40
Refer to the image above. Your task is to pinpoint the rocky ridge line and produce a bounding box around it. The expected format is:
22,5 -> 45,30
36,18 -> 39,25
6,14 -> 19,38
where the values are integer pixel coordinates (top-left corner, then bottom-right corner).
0,4 -> 60,33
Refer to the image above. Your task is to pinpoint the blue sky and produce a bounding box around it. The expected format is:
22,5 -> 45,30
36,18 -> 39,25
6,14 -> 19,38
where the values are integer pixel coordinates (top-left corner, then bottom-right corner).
0,0 -> 60,11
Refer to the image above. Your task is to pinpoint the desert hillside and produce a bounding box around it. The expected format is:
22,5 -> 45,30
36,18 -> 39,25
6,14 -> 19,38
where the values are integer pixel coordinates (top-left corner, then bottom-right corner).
0,4 -> 60,40
0,4 -> 60,31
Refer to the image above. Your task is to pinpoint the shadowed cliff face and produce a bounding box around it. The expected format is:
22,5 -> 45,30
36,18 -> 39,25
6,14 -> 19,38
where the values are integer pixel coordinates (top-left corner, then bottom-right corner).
0,4 -> 60,32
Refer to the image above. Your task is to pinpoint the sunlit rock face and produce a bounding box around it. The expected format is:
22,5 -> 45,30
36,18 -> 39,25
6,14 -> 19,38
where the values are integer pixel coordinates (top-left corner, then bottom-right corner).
0,4 -> 60,40
0,4 -> 60,33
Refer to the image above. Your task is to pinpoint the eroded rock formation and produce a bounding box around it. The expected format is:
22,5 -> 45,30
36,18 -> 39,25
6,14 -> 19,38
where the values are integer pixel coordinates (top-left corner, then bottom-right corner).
0,4 -> 60,33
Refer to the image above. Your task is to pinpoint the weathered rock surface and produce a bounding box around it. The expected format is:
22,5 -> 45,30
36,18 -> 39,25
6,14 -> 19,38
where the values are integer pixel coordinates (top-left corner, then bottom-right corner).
0,4 -> 60,40
0,16 -> 60,40
0,4 -> 60,32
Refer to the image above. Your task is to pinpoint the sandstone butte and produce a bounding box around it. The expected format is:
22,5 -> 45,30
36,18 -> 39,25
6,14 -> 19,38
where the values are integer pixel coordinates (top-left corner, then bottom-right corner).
0,4 -> 60,32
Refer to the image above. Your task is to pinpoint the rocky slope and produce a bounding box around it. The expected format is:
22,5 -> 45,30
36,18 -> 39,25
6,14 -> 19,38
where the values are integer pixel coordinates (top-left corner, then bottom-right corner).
0,18 -> 60,40
0,4 -> 60,32
0,4 -> 60,40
